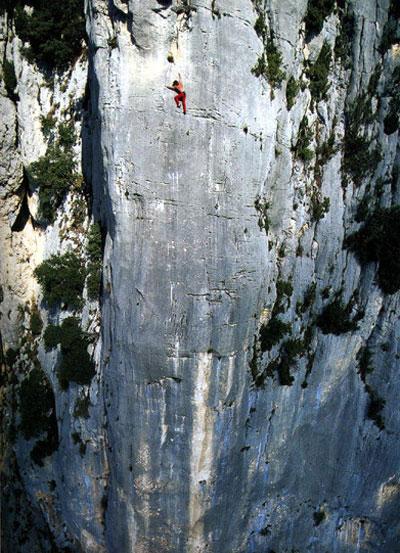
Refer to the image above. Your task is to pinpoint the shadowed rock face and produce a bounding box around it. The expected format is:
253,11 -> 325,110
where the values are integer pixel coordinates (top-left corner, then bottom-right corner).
1,0 -> 400,551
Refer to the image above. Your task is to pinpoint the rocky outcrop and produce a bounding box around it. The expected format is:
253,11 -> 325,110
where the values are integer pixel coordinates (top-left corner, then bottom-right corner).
1,1 -> 399,552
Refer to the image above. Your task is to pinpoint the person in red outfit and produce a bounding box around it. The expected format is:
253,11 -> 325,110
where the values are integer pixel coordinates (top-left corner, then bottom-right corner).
166,73 -> 187,114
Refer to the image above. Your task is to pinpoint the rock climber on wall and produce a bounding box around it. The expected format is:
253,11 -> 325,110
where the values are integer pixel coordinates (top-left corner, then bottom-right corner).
166,73 -> 187,114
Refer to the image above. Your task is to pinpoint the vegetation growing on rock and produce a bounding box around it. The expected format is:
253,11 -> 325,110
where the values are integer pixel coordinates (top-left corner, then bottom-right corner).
259,280 -> 293,352
316,298 -> 358,335
43,324 -> 62,351
34,251 -> 86,308
365,385 -> 385,430
2,58 -> 18,100
14,0 -> 85,70
293,115 -> 314,162
286,76 -> 299,110
44,317 -> 95,389
334,5 -> 355,64
260,318 -> 291,352
379,0 -> 400,53
252,12 -> 285,91
346,206 -> 400,294
304,0 -> 335,38
28,122 -> 78,224
310,194 -> 330,222
306,41 -> 332,104
19,365 -> 59,465
342,93 -> 381,187
29,303 -> 43,336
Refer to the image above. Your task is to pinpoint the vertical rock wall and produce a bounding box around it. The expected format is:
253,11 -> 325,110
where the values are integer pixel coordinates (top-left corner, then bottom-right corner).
1,0 -> 399,552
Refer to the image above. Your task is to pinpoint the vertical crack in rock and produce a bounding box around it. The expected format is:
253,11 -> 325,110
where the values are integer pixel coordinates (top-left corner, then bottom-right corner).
188,352 -> 213,552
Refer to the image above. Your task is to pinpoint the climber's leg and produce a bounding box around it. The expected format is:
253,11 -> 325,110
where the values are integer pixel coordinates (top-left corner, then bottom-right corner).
181,92 -> 187,114
174,94 -> 181,108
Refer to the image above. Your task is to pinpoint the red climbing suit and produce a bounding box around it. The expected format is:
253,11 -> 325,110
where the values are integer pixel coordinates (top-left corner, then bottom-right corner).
174,81 -> 186,114
174,91 -> 187,114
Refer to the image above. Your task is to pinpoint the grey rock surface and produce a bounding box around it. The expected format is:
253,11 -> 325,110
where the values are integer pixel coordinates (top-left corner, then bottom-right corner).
1,0 -> 400,552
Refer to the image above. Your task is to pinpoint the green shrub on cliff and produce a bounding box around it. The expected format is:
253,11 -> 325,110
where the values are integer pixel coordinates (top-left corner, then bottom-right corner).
28,145 -> 76,224
14,0 -> 85,70
252,23 -> 285,91
28,121 -> 78,224
34,251 -> 86,308
286,76 -> 299,110
293,115 -> 314,162
30,303 -> 43,336
342,94 -> 382,187
304,0 -> 335,38
19,365 -> 59,464
43,317 -> 95,389
307,41 -> 332,104
346,206 -> 400,294
2,58 -> 17,100
43,324 -> 62,351
317,298 -> 358,335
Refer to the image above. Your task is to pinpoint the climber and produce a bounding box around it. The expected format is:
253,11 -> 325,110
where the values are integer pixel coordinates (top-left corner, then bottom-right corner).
166,73 -> 187,114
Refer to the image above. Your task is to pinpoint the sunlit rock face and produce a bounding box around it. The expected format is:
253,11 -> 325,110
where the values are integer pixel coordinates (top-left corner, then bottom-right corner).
1,0 -> 399,551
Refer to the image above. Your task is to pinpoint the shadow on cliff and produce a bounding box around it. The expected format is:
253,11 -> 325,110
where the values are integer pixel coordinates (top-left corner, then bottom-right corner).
82,55 -> 116,241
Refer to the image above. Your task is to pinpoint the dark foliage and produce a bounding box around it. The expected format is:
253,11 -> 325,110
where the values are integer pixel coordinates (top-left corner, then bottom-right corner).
276,279 -> 293,299
293,115 -> 313,162
0,0 -> 18,13
43,323 -> 62,351
306,41 -> 332,104
34,251 -> 86,308
5,347 -> 18,367
276,338 -> 306,385
14,0 -> 85,70
315,126 -> 337,166
384,111 -> 399,134
297,283 -> 316,314
54,317 -> 95,389
2,58 -> 18,100
334,8 -> 355,63
264,39 -> 286,89
30,304 -> 43,335
260,318 -> 291,352
28,130 -> 76,224
357,346 -> 374,382
346,207 -> 400,294
355,194 -> 371,223
365,385 -> 385,430
252,16 -> 285,90
286,76 -> 299,110
380,1 -> 400,53
342,94 -> 381,187
389,0 -> 400,19
304,0 -> 335,38
317,299 -> 358,335
41,113 -> 56,139
19,366 -> 59,464
310,194 -> 330,222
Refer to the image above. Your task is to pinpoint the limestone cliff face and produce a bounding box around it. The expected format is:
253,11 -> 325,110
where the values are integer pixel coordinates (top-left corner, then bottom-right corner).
1,1 -> 400,552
